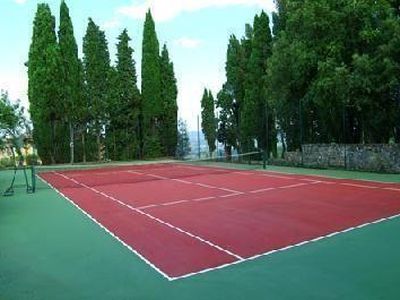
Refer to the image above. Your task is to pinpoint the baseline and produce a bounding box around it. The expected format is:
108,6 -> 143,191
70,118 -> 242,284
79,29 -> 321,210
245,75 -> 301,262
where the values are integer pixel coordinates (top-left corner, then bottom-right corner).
170,212 -> 400,281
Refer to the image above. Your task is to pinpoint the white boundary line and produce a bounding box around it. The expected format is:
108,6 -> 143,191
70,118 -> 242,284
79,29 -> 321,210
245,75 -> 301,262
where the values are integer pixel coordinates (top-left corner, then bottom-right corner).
127,169 -> 243,195
175,162 -> 400,186
162,200 -> 188,206
95,163 -> 399,195
135,196 -> 219,209
72,171 -> 130,177
278,183 -> 309,189
340,183 -> 379,189
133,181 -> 320,211
69,173 -> 400,210
250,188 -> 276,194
171,164 -> 400,193
258,169 -> 400,185
38,167 -> 400,282
384,187 -> 400,192
53,172 -> 244,261
169,212 -> 400,281
195,183 -> 216,189
171,179 -> 193,184
168,161 -> 400,187
194,196 -> 217,202
261,174 -> 296,180
36,175 -> 174,281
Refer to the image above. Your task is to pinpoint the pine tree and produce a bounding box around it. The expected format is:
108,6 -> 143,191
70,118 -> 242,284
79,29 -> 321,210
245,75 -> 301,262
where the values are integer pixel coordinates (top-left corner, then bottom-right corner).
201,88 -> 216,156
160,44 -> 178,157
28,4 -> 64,164
58,0 -> 81,163
83,18 -> 110,161
141,10 -> 162,157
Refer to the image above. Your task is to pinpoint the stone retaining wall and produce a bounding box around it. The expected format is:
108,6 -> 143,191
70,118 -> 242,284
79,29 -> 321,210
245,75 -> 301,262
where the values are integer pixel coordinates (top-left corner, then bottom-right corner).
276,144 -> 400,173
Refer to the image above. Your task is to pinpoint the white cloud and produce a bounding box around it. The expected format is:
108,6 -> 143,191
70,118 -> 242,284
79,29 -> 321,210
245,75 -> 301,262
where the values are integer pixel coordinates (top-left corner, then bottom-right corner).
14,0 -> 28,4
177,68 -> 225,130
101,19 -> 121,30
117,0 -> 276,23
174,37 -> 202,49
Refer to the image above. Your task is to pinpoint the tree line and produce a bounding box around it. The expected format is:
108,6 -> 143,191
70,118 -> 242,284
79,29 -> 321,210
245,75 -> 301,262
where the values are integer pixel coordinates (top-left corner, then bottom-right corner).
28,1 -> 178,164
201,0 -> 400,158
0,92 -> 30,150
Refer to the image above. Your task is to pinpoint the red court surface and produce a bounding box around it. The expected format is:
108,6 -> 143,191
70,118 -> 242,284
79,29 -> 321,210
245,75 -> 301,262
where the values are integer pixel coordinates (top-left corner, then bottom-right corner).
39,164 -> 400,280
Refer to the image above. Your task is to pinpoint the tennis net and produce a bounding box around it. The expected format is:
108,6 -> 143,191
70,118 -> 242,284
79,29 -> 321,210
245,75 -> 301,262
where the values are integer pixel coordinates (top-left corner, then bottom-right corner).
34,151 -> 264,190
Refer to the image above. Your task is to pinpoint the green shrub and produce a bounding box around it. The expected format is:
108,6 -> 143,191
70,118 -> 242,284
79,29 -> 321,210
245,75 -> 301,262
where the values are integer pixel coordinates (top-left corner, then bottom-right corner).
26,153 -> 40,166
0,157 -> 15,168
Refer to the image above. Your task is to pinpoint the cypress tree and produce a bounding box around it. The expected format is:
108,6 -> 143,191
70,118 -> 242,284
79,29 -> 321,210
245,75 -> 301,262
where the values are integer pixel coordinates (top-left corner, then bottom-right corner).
75,58 -> 89,163
28,4 -> 64,164
201,88 -> 217,156
141,10 -> 162,157
216,84 -> 236,156
272,0 -> 288,37
160,44 -> 178,157
176,119 -> 191,159
238,24 -> 254,152
242,11 -> 276,157
83,18 -> 110,161
106,66 -> 119,160
58,0 -> 80,163
112,29 -> 140,160
225,34 -> 245,152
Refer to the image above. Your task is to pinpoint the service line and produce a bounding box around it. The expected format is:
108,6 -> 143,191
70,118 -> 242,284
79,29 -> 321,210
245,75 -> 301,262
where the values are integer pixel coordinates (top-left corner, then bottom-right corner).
54,172 -> 244,262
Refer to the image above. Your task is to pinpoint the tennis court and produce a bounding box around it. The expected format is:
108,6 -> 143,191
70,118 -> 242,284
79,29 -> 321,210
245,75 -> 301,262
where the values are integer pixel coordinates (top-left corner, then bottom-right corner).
37,162 -> 400,281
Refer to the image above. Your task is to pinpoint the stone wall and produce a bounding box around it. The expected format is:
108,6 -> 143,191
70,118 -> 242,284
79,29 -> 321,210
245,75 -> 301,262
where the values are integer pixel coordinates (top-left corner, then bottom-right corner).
277,144 -> 400,173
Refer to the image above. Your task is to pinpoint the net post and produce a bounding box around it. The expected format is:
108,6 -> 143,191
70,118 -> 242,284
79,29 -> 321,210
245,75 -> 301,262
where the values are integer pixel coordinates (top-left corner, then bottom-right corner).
262,150 -> 267,170
29,165 -> 36,193
197,115 -> 201,159
3,166 -> 18,197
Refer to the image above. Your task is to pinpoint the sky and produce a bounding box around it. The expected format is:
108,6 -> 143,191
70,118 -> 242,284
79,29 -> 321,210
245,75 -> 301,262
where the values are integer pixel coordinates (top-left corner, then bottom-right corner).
0,0 -> 275,130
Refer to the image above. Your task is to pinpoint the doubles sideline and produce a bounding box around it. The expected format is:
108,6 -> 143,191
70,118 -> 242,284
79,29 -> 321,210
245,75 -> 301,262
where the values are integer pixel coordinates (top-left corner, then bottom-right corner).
37,166 -> 400,282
